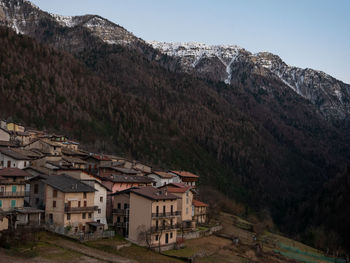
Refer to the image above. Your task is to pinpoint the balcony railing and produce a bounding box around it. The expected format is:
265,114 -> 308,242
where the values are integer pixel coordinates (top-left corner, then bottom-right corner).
150,223 -> 180,233
0,191 -> 28,198
112,208 -> 129,215
64,205 -> 98,213
151,211 -> 180,218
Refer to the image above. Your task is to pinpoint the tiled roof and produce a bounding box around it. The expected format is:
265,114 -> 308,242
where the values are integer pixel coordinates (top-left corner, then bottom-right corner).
62,147 -> 88,157
171,171 -> 199,178
130,186 -> 177,201
12,148 -> 43,159
192,199 -> 208,207
44,174 -> 96,193
24,166 -> 52,176
112,167 -> 140,174
110,174 -> 154,184
0,140 -> 16,147
87,154 -> 111,161
152,171 -> 176,179
0,168 -> 31,177
62,156 -> 87,164
0,147 -> 32,160
166,186 -> 191,193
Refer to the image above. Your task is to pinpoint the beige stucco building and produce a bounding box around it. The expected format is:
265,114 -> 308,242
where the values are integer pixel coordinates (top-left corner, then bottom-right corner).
113,187 -> 179,251
44,174 -> 101,234
159,183 -> 196,230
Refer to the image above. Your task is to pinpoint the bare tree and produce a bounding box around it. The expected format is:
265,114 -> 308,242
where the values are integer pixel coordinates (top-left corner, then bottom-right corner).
137,225 -> 152,249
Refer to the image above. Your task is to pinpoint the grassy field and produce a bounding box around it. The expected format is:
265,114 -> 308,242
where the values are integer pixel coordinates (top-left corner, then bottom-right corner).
85,234 -> 183,263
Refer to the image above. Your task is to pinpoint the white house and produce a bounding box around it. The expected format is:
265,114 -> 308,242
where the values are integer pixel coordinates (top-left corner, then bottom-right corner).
0,148 -> 32,169
146,171 -> 180,187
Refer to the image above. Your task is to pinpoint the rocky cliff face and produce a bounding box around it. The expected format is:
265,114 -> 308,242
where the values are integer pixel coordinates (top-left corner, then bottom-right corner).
150,41 -> 350,121
0,0 -> 143,47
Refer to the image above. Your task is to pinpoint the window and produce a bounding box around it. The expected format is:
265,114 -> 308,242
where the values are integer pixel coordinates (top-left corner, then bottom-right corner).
68,201 -> 71,207
163,205 -> 166,215
82,226 -> 85,232
117,216 -> 120,223
124,203 -> 128,209
0,186 -> 4,192
117,203 -> 121,209
67,214 -> 71,220
1,161 -> 3,167
82,213 -> 86,219
98,209 -> 101,214
7,160 -> 11,168
171,205 -> 173,214
100,196 -> 103,202
53,201 -> 56,208
78,201 -> 81,207
34,184 -> 39,194
155,235 -> 159,241
12,186 -> 17,193
170,232 -> 173,239
53,190 -> 57,198
35,198 -> 39,205
153,182 -> 156,186
84,200 -> 87,207
83,192 -> 87,199
186,197 -> 189,204
13,163 -> 16,167
11,200 -> 16,208
24,161 -> 27,167
88,213 -> 92,219
97,219 -> 100,223
0,200 -> 2,208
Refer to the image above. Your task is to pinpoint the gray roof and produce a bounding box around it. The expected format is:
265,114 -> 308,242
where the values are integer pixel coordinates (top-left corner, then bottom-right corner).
110,174 -> 154,184
130,186 -> 177,201
0,147 -> 32,160
112,167 -> 140,174
44,174 -> 96,193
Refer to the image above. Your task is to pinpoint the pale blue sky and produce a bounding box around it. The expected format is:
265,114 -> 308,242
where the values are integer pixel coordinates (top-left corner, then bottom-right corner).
30,0 -> 350,84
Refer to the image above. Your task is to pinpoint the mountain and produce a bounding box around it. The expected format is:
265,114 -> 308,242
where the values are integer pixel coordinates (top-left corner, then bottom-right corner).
1,0 -> 350,253
150,41 -> 350,122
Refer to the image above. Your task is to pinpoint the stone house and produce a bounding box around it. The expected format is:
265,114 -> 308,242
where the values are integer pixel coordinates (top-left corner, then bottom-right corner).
0,148 -> 32,169
170,171 -> 199,188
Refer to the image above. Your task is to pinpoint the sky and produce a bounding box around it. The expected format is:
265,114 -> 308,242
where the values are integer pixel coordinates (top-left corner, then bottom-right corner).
30,0 -> 350,84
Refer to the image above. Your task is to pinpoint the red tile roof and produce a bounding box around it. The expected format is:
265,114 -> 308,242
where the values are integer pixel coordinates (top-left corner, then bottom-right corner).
192,199 -> 208,207
90,154 -> 111,161
171,171 -> 199,178
0,168 -> 31,177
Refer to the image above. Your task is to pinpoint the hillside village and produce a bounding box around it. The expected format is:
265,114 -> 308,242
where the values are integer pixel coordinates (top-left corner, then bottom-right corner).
0,119 -> 209,251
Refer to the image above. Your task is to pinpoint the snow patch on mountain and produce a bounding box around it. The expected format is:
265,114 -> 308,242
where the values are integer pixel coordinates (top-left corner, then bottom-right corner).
51,14 -> 76,27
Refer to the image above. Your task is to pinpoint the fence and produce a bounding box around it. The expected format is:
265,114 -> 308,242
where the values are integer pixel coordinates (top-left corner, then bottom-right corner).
274,242 -> 347,263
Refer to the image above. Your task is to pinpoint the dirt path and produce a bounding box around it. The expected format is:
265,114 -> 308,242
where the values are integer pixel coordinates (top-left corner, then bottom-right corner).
46,239 -> 137,263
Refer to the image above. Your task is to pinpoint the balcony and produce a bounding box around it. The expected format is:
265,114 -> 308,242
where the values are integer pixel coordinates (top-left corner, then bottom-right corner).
151,211 -> 180,218
150,223 -> 180,233
0,191 -> 28,198
64,204 -> 98,213
112,209 -> 129,215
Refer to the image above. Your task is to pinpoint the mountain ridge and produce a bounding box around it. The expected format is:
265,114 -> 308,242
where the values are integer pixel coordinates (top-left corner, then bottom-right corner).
1,0 -> 350,253
149,41 -> 350,121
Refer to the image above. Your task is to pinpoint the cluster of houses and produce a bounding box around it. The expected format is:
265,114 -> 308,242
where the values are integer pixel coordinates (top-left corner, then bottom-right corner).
0,120 -> 208,250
